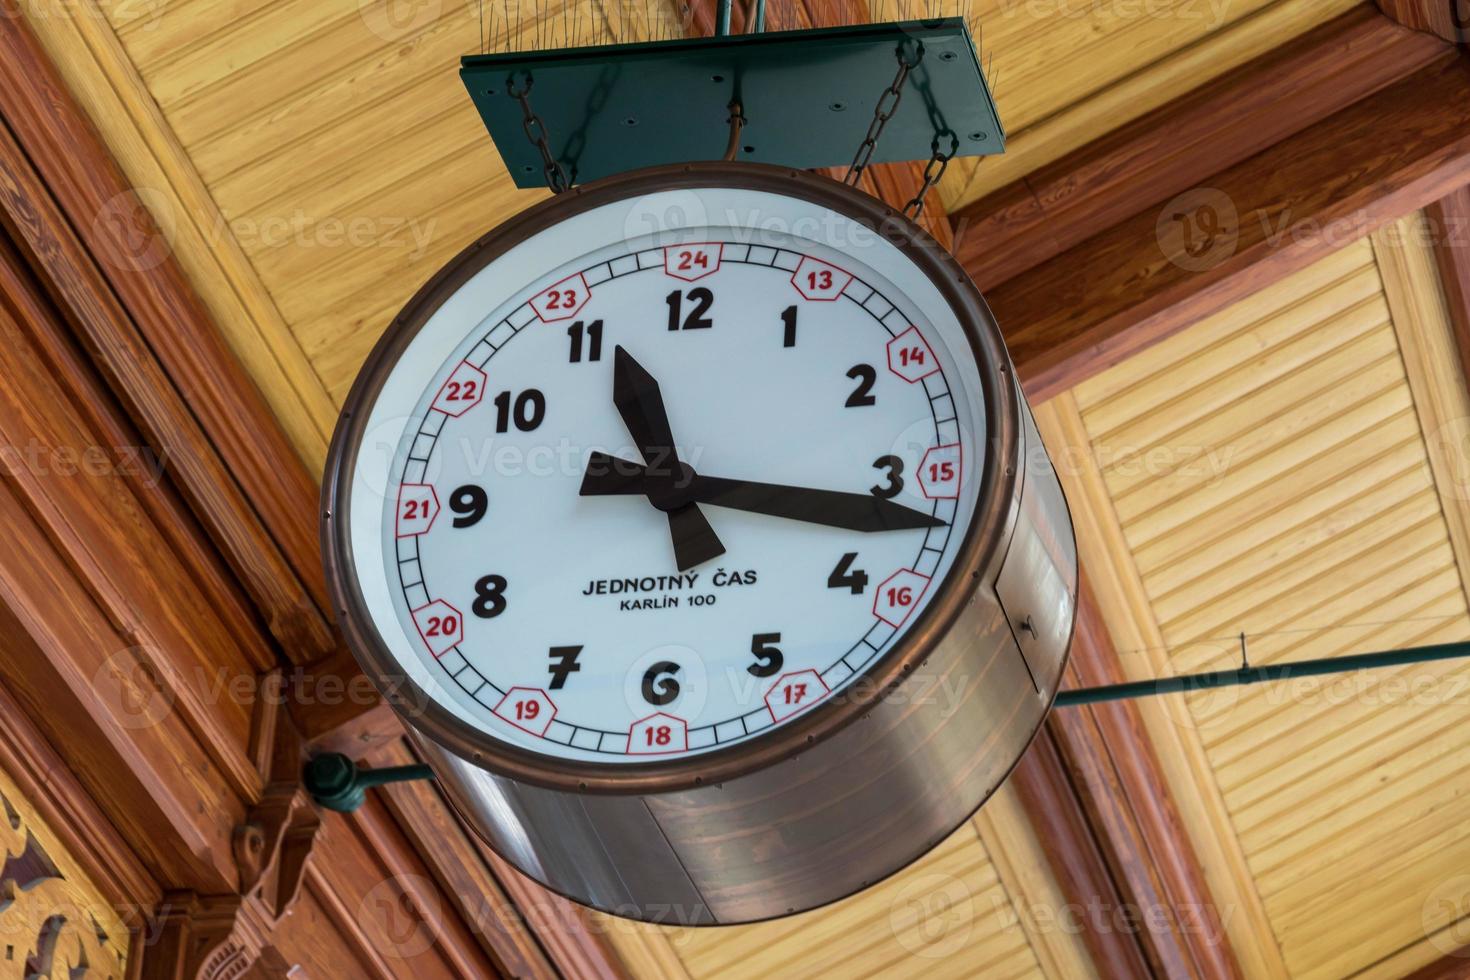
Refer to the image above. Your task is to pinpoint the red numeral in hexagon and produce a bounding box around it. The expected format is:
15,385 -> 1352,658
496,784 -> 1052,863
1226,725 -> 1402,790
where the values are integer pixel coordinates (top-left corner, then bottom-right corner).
791,257 -> 852,300
887,326 -> 940,382
629,712 -> 688,754
665,243 -> 721,281
918,444 -> 963,499
431,361 -> 486,417
873,570 -> 932,628
765,669 -> 831,723
530,273 -> 590,321
396,483 -> 440,536
494,687 -> 557,736
411,600 -> 462,657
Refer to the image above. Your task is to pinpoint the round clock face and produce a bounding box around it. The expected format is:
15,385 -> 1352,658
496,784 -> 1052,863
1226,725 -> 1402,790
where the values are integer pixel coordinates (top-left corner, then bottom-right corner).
330,169 -> 998,775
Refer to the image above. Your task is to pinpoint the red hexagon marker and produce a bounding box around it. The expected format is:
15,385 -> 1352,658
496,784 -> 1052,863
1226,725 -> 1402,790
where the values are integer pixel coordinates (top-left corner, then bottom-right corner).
494,687 -> 557,736
918,444 -> 963,499
629,712 -> 688,754
430,361 -> 486,417
395,483 -> 440,537
410,600 -> 462,657
530,272 -> 591,321
765,669 -> 830,723
664,243 -> 721,281
791,256 -> 852,301
873,569 -> 932,628
886,326 -> 940,382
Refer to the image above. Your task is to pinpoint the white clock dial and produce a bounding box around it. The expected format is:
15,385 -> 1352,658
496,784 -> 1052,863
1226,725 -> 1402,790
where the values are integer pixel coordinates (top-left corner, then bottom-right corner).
340,185 -> 992,766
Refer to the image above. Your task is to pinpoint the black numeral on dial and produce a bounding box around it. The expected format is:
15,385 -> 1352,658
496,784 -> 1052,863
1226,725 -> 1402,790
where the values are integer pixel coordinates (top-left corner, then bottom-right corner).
748,633 -> 784,677
548,645 -> 582,689
450,484 -> 488,527
493,389 -> 546,432
781,305 -> 797,347
827,552 -> 869,594
845,364 -> 877,407
666,288 -> 714,331
472,574 -> 507,618
642,661 -> 681,705
871,456 -> 904,499
566,319 -> 603,363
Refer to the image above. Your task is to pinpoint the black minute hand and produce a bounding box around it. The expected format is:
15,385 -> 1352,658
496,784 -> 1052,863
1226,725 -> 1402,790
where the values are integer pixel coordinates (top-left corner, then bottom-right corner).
581,452 -> 946,534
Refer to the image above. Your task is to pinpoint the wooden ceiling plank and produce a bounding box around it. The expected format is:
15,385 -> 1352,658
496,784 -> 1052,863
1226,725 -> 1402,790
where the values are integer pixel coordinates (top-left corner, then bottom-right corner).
951,7 -> 1450,293
985,47 -> 1470,403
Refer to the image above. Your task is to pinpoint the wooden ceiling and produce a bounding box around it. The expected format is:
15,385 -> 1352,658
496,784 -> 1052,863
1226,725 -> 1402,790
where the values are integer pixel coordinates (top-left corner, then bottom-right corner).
16,0 -> 1470,975
27,0 -> 1360,471
1045,215 -> 1470,977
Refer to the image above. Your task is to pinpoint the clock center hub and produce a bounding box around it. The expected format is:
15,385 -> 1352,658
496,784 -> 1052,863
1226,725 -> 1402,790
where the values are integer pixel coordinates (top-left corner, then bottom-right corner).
644,460 -> 697,512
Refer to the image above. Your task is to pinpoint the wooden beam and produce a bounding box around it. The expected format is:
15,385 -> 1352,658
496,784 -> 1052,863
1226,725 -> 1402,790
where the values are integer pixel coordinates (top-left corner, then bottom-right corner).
980,49 -> 1470,402
951,8 -> 1449,293
1426,186 -> 1470,382
1046,578 -> 1241,979
0,2 -> 335,663
1006,730 -> 1154,978
1378,0 -> 1469,44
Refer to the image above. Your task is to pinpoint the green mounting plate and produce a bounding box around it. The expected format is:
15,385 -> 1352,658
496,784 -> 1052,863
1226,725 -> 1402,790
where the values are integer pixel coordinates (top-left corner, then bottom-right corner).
461,19 -> 1004,189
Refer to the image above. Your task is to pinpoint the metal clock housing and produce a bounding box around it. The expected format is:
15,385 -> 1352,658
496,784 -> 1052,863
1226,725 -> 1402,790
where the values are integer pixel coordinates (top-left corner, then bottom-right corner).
322,162 -> 1077,924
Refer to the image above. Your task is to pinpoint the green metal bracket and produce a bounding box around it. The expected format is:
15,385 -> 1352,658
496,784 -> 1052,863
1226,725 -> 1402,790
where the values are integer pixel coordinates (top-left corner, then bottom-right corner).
461,18 -> 1003,189
1054,640 -> 1470,707
303,753 -> 436,814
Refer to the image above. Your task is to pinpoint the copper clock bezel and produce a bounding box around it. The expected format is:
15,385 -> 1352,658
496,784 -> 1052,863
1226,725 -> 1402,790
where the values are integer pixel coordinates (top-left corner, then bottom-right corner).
321,161 -> 1020,795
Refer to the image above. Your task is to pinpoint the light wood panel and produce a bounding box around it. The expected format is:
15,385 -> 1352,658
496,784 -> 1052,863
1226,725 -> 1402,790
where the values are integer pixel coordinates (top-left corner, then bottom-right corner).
1066,226 -> 1470,979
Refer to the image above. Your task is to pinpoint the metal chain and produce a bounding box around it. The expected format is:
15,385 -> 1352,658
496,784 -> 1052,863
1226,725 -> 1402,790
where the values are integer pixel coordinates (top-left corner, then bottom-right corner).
507,74 -> 570,194
903,130 -> 959,219
843,44 -> 924,186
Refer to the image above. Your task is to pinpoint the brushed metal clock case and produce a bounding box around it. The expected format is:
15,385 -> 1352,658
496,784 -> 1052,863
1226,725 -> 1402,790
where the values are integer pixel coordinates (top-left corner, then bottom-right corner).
322,163 -> 1077,926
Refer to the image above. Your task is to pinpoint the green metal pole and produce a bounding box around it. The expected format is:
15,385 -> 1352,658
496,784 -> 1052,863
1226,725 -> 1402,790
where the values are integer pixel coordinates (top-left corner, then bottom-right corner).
716,0 -> 732,35
752,0 -> 767,32
1054,640 -> 1470,707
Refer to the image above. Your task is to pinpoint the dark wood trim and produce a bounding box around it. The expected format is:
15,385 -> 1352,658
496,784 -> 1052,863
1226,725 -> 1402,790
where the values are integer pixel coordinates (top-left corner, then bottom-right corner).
1046,577 -> 1241,979
1007,731 -> 1155,978
1378,0 -> 1469,44
979,49 -> 1470,401
1426,186 -> 1470,382
951,8 -> 1449,292
1404,948 -> 1470,978
370,738 -> 596,980
0,1 -> 334,664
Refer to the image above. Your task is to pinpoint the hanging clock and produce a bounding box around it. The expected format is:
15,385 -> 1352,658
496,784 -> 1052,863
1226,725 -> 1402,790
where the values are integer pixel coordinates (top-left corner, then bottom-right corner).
322,162 -> 1077,925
